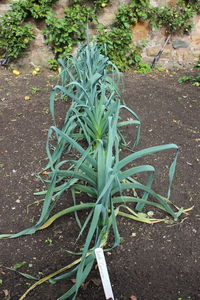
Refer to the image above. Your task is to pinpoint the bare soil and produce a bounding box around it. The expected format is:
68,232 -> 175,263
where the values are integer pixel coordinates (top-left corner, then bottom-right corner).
0,68 -> 199,300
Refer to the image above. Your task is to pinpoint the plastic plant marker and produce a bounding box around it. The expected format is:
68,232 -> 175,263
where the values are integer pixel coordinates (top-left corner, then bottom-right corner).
95,248 -> 114,300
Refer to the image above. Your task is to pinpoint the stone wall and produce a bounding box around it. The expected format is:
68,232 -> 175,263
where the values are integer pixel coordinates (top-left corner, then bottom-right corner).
0,0 -> 199,69
131,15 -> 200,68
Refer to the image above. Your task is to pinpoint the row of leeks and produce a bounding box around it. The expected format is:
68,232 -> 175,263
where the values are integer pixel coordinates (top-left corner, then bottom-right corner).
0,42 -> 189,299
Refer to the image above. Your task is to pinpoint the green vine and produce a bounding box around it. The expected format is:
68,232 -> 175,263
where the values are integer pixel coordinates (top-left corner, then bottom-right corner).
43,5 -> 96,57
0,4 -> 35,58
115,0 -> 150,29
0,0 -> 57,58
70,0 -> 111,11
180,0 -> 200,13
96,26 -> 146,71
115,0 -> 197,34
0,0 -> 199,70
148,3 -> 195,34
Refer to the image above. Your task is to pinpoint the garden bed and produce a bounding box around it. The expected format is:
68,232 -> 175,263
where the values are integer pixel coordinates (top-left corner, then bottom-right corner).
0,68 -> 199,300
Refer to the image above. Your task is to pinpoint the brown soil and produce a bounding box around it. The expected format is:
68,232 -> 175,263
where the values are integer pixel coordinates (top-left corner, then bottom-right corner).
0,67 -> 199,300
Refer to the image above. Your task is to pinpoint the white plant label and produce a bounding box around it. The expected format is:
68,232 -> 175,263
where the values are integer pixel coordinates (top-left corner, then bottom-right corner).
95,248 -> 114,300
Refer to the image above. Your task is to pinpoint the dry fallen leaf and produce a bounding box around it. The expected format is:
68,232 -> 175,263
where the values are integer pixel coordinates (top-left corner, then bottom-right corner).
172,119 -> 180,124
0,267 -> 5,275
3,290 -> 9,296
42,171 -> 49,175
131,232 -> 136,237
12,70 -> 20,76
32,70 -> 38,76
2,289 -> 11,300
34,66 -> 40,72
130,296 -> 137,300
24,96 -> 30,101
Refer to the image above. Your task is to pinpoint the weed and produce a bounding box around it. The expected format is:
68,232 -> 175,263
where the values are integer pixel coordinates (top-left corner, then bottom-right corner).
42,107 -> 49,114
31,87 -> 40,95
48,58 -> 59,71
45,238 -> 53,245
179,57 -> 200,85
135,62 -> 152,73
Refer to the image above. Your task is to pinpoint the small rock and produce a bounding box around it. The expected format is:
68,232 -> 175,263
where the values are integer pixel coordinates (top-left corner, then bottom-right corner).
172,40 -> 189,49
131,232 -> 137,237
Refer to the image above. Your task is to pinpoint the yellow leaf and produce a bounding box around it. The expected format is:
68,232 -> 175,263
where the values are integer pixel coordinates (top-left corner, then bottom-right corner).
13,70 -> 20,76
24,96 -> 30,101
34,66 -> 40,72
58,67 -> 61,73
32,70 -> 38,76
172,119 -> 181,124
101,2 -> 106,7
42,171 -> 49,175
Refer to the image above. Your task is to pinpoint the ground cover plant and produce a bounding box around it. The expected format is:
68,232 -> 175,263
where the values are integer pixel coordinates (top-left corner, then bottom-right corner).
0,41 -> 191,299
179,57 -> 200,86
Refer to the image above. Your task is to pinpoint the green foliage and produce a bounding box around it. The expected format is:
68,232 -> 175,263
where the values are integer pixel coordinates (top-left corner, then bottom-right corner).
98,0 -> 198,70
135,61 -> 151,73
179,0 -> 200,13
116,0 -> 150,29
0,8 -> 35,58
148,4 -> 195,34
94,0 -> 110,11
70,0 -> 111,11
179,57 -> 200,85
43,5 -> 96,56
115,0 -> 197,34
96,26 -> 143,71
178,74 -> 200,84
0,0 -> 56,58
0,42 -> 185,299
31,87 -> 40,94
0,0 -> 199,69
48,58 -> 59,71
7,0 -> 57,19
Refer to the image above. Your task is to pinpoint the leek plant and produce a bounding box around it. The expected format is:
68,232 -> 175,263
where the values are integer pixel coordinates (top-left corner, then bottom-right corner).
0,41 -> 188,299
